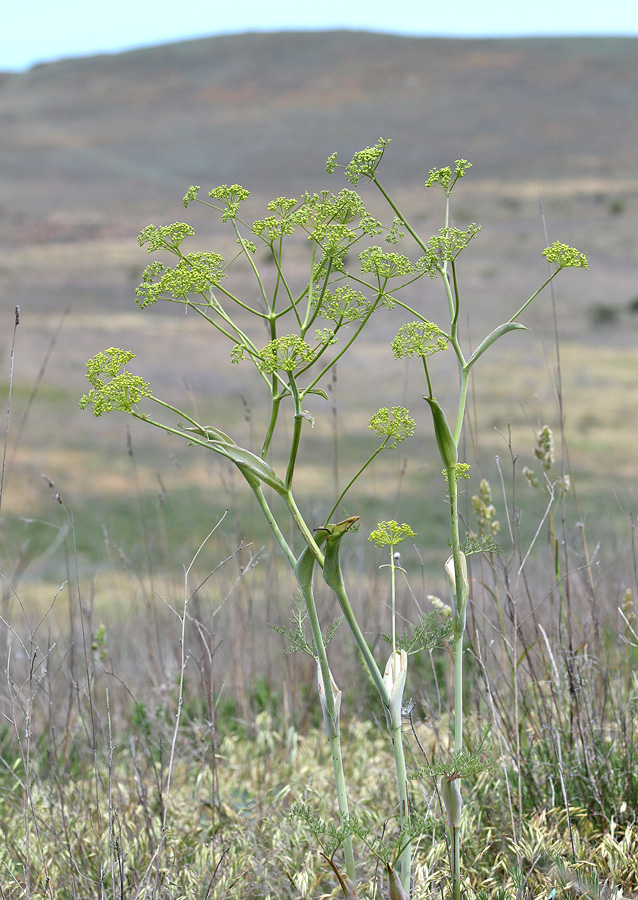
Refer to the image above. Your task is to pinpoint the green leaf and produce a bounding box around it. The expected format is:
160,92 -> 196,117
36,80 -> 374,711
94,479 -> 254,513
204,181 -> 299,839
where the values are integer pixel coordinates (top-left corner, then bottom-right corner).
465,321 -> 528,369
294,528 -> 330,591
184,424 -> 235,444
207,442 -> 286,494
423,396 -> 457,470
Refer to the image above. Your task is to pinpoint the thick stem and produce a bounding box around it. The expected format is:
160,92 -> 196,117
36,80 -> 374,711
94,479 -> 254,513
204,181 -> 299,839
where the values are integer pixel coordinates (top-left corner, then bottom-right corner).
327,732 -> 355,881
390,720 -> 411,891
250,484 -> 296,568
453,826 -> 461,900
453,629 -> 464,755
285,382 -> 304,489
447,469 -> 466,897
324,534 -> 415,888
447,474 -> 465,754
263,506 -> 355,882
285,492 -> 325,564
299,571 -> 356,883
324,563 -> 388,705
261,393 -> 281,458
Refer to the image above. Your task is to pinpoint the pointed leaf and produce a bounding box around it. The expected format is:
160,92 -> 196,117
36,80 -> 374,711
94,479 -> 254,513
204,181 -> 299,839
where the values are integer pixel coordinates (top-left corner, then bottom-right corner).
322,518 -> 359,593
387,863 -> 409,900
317,660 -> 342,738
207,441 -> 286,494
305,387 -> 331,402
184,424 -> 235,444
321,853 -> 358,899
424,396 -> 457,470
466,321 -> 528,369
294,529 -> 329,590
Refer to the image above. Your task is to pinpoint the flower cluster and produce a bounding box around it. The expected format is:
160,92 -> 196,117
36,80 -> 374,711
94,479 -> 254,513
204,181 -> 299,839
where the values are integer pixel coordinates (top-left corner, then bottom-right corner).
425,159 -> 472,190
182,185 -> 200,208
251,215 -> 296,242
368,407 -> 416,447
317,286 -> 372,324
385,216 -> 405,244
135,252 -> 225,307
138,222 -> 195,253
79,348 -> 151,417
542,241 -> 588,269
392,321 -> 449,360
368,520 -> 416,549
360,247 -> 413,279
290,189 -> 382,268
256,335 -> 315,374
417,224 -> 481,275
208,184 -> 250,221
326,138 -> 391,185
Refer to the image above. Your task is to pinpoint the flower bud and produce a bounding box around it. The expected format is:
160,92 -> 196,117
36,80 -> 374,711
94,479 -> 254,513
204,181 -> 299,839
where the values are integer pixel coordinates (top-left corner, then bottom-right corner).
440,775 -> 462,829
317,661 -> 341,739
387,862 -> 409,900
383,649 -> 408,730
424,396 -> 457,471
445,552 -> 469,627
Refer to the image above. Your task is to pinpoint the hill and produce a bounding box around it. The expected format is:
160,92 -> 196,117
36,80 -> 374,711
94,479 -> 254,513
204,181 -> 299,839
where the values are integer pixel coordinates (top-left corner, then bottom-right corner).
1,31 -> 638,243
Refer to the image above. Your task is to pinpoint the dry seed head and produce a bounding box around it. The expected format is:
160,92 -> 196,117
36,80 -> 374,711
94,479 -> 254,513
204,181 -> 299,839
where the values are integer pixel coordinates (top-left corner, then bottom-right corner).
428,594 -> 453,619
622,588 -> 635,626
534,425 -> 555,471
472,479 -> 500,536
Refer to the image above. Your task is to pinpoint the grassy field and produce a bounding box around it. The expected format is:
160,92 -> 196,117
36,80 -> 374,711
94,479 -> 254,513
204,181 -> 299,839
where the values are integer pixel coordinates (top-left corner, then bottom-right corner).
2,226 -> 638,897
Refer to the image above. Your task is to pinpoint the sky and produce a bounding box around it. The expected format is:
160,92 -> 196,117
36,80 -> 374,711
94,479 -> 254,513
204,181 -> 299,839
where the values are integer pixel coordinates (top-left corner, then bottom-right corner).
2,0 -> 637,71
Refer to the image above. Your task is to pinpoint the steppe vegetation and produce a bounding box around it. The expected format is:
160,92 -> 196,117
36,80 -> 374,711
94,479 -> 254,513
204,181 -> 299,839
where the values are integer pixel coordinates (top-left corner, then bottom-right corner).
1,32 -> 638,900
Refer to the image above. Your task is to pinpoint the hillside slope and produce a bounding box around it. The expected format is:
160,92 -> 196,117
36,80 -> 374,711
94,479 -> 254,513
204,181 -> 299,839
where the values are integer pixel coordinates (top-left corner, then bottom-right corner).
1,31 -> 637,243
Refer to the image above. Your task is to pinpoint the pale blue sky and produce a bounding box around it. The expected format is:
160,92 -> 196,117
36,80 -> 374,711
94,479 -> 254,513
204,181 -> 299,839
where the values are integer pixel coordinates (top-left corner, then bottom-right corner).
3,0 -> 637,71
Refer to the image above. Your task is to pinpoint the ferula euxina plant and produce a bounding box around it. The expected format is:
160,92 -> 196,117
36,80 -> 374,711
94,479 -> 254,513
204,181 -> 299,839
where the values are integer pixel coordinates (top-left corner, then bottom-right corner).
82,139 -> 587,897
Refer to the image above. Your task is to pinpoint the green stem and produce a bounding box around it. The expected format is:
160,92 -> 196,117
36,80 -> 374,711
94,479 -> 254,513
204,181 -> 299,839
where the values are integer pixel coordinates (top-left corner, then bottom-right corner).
453,627 -> 464,755
295,538 -> 356,883
261,393 -> 282,458
300,293 -> 383,394
252,495 -> 356,883
391,719 -> 411,891
323,538 -> 388,705
370,177 -> 429,254
230,218 -> 270,311
509,269 -> 560,322
325,442 -> 387,523
285,380 -> 304,489
390,549 -> 397,659
448,474 -> 466,753
327,731 -> 355,882
323,531 -> 412,889
285,492 -> 325,565
250,484 -> 296,568
453,366 -> 470,447
448,469 -> 465,900
453,826 -> 461,900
